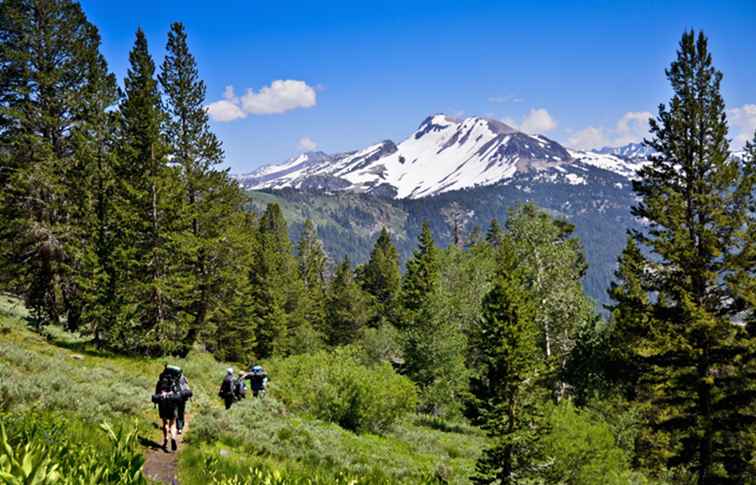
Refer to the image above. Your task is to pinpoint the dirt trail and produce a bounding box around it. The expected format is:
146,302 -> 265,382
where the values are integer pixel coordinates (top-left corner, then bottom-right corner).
142,415 -> 190,484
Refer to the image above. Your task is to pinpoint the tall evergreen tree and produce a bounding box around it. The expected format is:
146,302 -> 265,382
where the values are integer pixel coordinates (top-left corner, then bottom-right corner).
249,203 -> 306,357
401,223 -> 467,415
297,219 -> 328,334
71,27 -> 120,340
620,31 -> 756,482
159,21 -> 247,354
401,222 -> 439,319
605,239 -> 654,398
470,259 -> 547,484
326,256 -> 369,346
0,0 -> 116,328
359,227 -> 402,328
111,29 -> 182,354
211,212 -> 259,362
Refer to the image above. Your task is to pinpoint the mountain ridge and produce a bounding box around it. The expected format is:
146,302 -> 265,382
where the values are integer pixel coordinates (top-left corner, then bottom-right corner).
236,114 -> 649,199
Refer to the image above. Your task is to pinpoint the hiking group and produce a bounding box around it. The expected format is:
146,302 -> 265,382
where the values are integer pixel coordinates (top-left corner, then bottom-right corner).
151,363 -> 269,451
218,364 -> 268,410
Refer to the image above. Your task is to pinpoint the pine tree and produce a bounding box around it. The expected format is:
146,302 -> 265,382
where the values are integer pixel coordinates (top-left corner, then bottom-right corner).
485,219 -> 503,247
359,227 -> 402,328
159,21 -> 246,354
211,212 -> 259,362
0,0 -> 116,328
111,29 -> 182,354
249,203 -> 306,357
621,31 -> 756,482
401,223 -> 467,415
605,238 -> 653,398
297,219 -> 328,334
70,27 -> 121,341
401,222 -> 439,319
326,256 -> 369,346
470,262 -> 547,484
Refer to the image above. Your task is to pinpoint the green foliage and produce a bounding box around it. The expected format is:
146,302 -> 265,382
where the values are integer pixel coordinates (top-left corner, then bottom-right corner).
358,227 -> 403,328
470,268 -> 548,484
401,225 -> 469,416
357,323 -> 403,365
326,257 -> 370,346
539,401 -> 636,485
185,399 -> 485,485
0,415 -> 146,484
502,203 -> 596,394
158,21 -> 250,356
612,30 -> 756,483
105,28 -> 186,354
268,348 -> 417,434
297,219 -> 328,336
402,223 -> 440,318
438,241 -> 497,368
249,203 -> 309,357
0,0 -> 118,330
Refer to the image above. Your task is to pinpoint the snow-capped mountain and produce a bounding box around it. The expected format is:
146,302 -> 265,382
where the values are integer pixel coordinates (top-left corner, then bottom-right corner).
237,114 -> 648,199
593,142 -> 656,160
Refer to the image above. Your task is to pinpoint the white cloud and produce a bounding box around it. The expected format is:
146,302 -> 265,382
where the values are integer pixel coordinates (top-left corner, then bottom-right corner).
298,136 -> 318,151
729,104 -> 756,148
613,111 -> 651,146
567,127 -> 609,150
241,80 -> 316,115
206,80 -> 317,122
520,108 -> 557,134
567,111 -> 652,150
206,86 -> 246,122
501,108 -> 557,134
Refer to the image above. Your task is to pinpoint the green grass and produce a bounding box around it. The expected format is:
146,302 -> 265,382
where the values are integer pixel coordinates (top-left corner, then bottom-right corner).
0,295 -> 486,483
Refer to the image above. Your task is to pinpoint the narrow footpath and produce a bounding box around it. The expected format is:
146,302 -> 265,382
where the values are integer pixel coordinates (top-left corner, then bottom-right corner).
143,416 -> 189,484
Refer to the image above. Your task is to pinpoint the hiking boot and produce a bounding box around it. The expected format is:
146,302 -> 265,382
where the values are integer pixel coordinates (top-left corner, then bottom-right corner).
171,438 -> 177,451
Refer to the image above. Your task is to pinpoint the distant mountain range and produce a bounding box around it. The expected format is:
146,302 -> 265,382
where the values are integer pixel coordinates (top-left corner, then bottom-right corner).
236,115 -> 749,307
237,114 -> 649,199
592,142 -> 656,161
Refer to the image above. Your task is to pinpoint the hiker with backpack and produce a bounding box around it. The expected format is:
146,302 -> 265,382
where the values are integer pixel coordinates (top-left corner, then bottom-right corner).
233,371 -> 247,401
176,373 -> 192,435
218,368 -> 235,409
152,365 -> 183,451
243,364 -> 268,398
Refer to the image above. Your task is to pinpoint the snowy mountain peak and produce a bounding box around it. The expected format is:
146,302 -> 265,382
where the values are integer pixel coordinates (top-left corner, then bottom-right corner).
237,114 -> 651,199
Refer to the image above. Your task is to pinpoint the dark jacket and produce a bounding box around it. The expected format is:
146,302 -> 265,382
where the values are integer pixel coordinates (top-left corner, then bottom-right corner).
219,374 -> 234,398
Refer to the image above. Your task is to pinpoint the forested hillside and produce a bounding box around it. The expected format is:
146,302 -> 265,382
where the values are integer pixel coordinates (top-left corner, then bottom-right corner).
0,1 -> 754,483
246,161 -> 638,307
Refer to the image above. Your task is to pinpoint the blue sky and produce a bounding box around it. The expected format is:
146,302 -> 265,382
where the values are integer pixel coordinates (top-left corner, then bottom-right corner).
80,0 -> 756,172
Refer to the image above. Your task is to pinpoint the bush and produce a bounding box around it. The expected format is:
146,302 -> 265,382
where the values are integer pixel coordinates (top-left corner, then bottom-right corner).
268,347 -> 417,434
540,401 -> 639,485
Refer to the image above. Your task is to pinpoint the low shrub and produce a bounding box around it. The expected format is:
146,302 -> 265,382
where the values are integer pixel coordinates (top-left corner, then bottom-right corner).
268,347 -> 417,434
